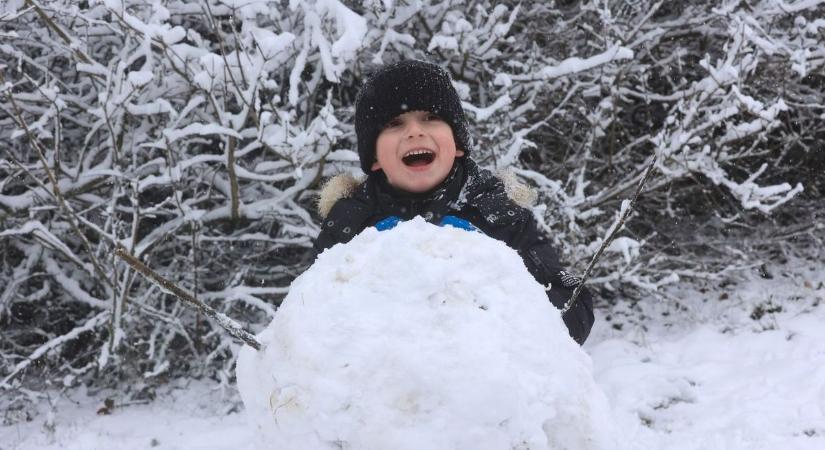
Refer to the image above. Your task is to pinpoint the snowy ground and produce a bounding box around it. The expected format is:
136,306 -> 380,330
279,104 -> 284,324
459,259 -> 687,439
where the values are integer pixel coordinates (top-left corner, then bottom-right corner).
590,260 -> 825,449
2,259 -> 823,450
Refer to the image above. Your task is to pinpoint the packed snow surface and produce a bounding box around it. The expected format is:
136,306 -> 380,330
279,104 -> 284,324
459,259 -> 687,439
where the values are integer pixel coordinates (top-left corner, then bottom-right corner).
236,217 -> 615,450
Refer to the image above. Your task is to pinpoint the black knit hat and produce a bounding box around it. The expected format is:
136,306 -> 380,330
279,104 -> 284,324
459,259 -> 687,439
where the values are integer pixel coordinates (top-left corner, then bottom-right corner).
354,60 -> 473,174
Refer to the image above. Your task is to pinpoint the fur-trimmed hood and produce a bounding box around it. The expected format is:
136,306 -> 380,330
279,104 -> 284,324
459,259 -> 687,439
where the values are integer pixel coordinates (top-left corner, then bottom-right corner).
317,170 -> 537,219
317,173 -> 365,219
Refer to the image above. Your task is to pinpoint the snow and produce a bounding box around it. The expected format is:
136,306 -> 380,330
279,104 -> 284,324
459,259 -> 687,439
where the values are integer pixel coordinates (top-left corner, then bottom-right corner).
249,27 -> 296,60
0,380 -> 253,450
428,35 -> 460,52
3,241 -> 825,449
324,0 -> 367,62
540,46 -> 634,80
2,312 -> 110,389
126,70 -> 153,88
75,62 -> 108,77
589,268 -> 825,449
372,29 -> 416,64
606,236 -> 641,265
236,218 -> 616,449
290,0 -> 366,87
161,123 -> 242,145
0,221 -> 87,270
463,93 -> 512,121
126,99 -> 174,116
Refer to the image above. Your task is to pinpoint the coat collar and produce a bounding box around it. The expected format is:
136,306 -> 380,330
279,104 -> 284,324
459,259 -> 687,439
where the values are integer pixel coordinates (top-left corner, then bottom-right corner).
316,160 -> 536,219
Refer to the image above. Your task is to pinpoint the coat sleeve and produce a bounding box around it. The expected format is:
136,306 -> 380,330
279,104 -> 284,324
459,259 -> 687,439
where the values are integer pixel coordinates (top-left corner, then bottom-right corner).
467,181 -> 594,344
520,240 -> 595,345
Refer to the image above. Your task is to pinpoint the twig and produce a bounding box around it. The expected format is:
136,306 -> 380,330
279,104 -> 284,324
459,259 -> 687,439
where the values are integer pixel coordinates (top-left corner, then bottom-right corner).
1,311 -> 110,389
3,80 -> 114,291
227,136 -> 241,222
113,246 -> 262,350
24,0 -> 100,72
562,154 -> 658,315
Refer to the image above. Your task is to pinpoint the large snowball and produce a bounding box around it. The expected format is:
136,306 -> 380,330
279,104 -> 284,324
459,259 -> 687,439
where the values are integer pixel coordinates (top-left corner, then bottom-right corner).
237,218 -> 615,449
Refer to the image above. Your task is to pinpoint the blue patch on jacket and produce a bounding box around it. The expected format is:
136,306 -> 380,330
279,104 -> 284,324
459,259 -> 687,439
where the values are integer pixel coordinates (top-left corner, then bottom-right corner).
375,215 -> 477,232
439,215 -> 478,231
375,216 -> 402,231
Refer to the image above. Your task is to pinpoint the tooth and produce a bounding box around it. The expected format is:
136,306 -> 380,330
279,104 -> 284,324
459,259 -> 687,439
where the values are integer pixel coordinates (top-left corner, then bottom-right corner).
405,149 -> 433,157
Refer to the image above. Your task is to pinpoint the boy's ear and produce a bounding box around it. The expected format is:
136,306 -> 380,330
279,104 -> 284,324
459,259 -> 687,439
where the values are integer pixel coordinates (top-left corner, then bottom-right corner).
456,149 -> 465,157
370,161 -> 382,171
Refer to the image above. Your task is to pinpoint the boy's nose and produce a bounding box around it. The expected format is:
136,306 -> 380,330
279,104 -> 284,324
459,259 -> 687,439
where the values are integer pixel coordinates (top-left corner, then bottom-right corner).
405,121 -> 425,138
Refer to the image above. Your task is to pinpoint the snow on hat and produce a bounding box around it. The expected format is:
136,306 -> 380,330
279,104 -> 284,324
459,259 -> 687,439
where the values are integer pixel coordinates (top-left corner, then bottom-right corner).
354,60 -> 473,174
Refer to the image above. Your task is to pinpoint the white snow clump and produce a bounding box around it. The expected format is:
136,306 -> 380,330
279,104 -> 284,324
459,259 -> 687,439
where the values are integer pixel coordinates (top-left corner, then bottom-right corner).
237,217 -> 616,450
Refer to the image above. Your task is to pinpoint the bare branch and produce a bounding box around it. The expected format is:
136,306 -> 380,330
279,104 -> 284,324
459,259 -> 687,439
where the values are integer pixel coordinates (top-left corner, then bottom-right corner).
113,246 -> 262,351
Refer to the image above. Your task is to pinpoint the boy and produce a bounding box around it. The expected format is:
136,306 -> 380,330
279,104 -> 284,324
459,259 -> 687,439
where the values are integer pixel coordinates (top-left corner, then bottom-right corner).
314,60 -> 594,344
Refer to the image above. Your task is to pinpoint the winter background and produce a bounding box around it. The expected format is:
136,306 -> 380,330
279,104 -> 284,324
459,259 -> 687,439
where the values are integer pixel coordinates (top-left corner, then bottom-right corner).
1,0 -> 824,449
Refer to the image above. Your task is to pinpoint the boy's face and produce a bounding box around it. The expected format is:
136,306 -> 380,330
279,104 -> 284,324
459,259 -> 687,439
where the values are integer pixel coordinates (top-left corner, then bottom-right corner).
371,111 -> 464,193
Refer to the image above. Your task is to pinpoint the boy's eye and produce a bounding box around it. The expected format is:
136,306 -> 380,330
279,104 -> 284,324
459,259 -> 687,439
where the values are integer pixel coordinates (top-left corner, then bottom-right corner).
425,113 -> 442,121
384,118 -> 403,128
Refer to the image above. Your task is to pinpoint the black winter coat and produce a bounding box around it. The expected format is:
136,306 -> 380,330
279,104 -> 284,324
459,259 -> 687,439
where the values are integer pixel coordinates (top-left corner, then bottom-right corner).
314,158 -> 595,344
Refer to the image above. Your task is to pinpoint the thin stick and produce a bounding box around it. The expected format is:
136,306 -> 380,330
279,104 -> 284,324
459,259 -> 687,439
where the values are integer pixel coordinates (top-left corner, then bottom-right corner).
114,246 -> 262,351
562,154 -> 659,315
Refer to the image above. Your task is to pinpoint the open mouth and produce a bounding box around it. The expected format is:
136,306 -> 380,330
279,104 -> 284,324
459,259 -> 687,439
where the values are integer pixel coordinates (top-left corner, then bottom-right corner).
402,149 -> 435,167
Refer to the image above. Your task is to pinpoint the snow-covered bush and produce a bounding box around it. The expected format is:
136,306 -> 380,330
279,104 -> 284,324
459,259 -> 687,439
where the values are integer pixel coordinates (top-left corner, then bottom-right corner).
237,219 -> 616,450
1,0 -> 822,396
